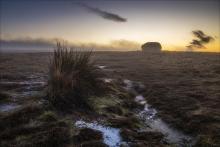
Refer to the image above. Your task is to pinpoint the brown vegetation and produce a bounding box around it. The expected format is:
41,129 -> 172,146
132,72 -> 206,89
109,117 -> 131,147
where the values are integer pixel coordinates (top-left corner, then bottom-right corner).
0,104 -> 71,147
0,51 -> 219,146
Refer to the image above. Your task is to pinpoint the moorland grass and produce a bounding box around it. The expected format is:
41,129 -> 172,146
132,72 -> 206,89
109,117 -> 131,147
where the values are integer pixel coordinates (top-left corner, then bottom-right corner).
0,104 -> 71,147
47,42 -> 104,111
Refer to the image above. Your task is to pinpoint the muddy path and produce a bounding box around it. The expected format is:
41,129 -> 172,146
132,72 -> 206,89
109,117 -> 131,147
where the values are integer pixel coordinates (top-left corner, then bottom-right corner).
71,65 -> 196,147
123,79 -> 196,146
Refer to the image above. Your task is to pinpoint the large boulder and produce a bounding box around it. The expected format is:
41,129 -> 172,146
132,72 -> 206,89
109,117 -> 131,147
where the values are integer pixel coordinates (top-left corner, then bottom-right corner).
141,42 -> 162,52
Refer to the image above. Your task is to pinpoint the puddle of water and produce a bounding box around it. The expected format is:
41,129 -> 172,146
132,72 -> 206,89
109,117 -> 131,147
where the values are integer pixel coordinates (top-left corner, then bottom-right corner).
135,95 -> 145,102
139,103 -> 157,120
103,78 -> 113,83
0,103 -> 20,112
123,79 -> 133,90
97,65 -> 106,69
75,120 -> 124,147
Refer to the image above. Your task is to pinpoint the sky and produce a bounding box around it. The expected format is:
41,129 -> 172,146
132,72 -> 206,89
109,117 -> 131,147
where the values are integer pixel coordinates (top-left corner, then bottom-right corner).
0,0 -> 219,52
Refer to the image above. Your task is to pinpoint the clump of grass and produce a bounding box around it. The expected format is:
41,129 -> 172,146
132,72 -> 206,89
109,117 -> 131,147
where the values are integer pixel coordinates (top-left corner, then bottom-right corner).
0,104 -> 44,130
47,42 -> 104,110
0,92 -> 10,103
195,135 -> 217,147
38,111 -> 58,122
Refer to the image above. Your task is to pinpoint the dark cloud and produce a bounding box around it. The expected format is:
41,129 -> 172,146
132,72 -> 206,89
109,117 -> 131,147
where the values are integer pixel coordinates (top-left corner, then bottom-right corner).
187,30 -> 214,50
78,3 -> 127,22
192,30 -> 213,43
190,39 -> 204,48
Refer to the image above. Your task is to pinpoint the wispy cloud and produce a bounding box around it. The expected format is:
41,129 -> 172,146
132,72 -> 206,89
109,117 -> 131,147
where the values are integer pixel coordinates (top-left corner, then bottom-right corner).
78,3 -> 127,22
187,30 -> 214,50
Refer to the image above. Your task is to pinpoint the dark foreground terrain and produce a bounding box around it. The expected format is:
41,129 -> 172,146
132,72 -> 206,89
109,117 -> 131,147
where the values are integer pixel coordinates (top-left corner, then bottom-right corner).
0,51 -> 220,146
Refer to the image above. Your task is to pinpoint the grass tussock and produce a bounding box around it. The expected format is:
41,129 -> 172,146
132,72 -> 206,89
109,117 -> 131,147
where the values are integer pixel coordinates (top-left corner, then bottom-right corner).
0,104 -> 71,147
48,42 -> 104,110
0,92 -> 10,103
38,111 -> 58,122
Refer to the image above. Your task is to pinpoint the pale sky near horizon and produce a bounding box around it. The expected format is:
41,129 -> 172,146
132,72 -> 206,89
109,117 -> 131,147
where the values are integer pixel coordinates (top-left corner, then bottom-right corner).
0,0 -> 219,52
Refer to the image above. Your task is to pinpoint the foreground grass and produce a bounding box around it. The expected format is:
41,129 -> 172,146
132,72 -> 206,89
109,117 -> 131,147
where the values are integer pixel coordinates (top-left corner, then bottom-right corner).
47,43 -> 104,111
0,103 -> 72,147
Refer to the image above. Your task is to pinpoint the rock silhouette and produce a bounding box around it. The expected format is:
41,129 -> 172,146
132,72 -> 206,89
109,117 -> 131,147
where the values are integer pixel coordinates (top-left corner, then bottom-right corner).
141,42 -> 162,52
